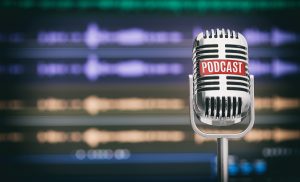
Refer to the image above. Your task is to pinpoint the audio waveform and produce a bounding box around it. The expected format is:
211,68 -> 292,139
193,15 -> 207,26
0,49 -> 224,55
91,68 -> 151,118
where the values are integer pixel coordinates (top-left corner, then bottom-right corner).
36,26 -> 300,48
37,95 -> 300,115
1,128 -> 299,147
243,28 -> 298,46
36,96 -> 300,114
0,96 -> 298,114
37,96 -> 185,115
2,0 -> 299,11
194,128 -> 300,144
249,59 -> 299,77
36,58 -> 298,80
35,128 -> 300,147
38,23 -> 183,49
37,128 -> 185,147
2,26 -> 299,48
37,54 -> 183,81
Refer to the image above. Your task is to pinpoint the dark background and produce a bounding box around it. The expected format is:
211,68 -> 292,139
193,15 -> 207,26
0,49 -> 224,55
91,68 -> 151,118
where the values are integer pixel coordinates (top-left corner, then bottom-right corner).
0,0 -> 300,181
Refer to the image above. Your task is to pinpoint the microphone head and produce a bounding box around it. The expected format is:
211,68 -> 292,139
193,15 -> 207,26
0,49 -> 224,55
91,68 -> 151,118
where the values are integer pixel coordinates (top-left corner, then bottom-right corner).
192,28 -> 250,126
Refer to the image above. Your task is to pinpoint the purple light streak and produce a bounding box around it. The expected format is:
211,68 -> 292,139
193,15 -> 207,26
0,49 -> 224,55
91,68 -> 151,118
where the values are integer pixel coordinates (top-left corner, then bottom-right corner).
84,23 -> 183,48
249,59 -> 299,77
248,59 -> 271,76
83,54 -> 184,80
243,29 -> 269,46
37,55 -> 184,81
243,28 -> 298,46
36,57 -> 299,80
38,23 -> 183,49
272,59 -> 299,77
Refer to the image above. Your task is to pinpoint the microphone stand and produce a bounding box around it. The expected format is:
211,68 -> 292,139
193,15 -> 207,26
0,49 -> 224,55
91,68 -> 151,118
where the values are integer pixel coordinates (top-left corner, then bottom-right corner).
217,138 -> 228,182
189,74 -> 255,182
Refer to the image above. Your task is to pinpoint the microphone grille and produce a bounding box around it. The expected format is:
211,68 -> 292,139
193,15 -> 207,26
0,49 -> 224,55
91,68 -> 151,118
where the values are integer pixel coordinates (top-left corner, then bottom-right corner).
204,96 -> 242,118
202,29 -> 239,39
192,28 -> 250,126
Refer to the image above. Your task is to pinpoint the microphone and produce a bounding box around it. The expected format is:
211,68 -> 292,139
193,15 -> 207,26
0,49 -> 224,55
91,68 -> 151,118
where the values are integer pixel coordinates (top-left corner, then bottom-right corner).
190,29 -> 254,182
192,28 -> 251,127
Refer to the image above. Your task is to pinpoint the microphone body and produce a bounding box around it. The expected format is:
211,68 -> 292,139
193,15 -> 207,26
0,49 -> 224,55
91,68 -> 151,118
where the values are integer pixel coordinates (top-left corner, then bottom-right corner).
192,29 -> 250,126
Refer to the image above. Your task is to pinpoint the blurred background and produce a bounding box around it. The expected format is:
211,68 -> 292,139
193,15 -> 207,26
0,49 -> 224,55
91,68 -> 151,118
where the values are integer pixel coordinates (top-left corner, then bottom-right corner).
0,0 -> 300,181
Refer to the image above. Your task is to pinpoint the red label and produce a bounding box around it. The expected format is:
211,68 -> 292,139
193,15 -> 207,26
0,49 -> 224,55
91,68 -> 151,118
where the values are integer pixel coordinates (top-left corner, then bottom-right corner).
199,60 -> 246,76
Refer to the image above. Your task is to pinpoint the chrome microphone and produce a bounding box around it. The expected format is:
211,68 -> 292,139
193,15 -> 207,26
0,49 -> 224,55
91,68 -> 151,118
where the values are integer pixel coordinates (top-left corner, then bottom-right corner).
192,28 -> 251,126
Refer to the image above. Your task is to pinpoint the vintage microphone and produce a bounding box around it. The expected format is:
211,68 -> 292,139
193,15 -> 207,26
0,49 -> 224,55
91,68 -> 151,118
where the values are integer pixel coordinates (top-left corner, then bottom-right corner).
189,28 -> 255,182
